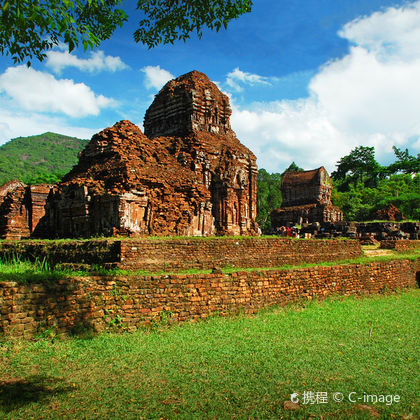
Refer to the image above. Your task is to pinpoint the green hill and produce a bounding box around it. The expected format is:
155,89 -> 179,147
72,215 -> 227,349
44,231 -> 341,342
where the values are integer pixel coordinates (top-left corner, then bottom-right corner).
0,132 -> 89,185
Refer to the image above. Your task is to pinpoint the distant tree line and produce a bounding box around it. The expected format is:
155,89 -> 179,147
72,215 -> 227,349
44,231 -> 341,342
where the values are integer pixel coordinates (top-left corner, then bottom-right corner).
331,146 -> 420,222
257,147 -> 420,231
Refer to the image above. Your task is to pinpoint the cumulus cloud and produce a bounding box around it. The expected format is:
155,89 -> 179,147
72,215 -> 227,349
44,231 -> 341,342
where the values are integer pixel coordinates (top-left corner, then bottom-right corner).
226,68 -> 277,92
230,1 -> 420,173
141,65 -> 174,90
339,1 -> 420,61
0,108 -> 97,145
46,49 -> 129,74
0,66 -> 114,118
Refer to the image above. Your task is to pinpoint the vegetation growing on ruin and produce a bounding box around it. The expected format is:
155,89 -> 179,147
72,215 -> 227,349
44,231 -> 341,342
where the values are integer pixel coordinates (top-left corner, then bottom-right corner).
0,255 -> 87,283
0,290 -> 418,419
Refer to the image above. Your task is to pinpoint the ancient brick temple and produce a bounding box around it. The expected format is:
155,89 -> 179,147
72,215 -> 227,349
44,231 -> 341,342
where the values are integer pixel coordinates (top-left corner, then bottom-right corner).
374,203 -> 405,221
0,180 -> 52,239
270,167 -> 343,227
35,71 -> 259,238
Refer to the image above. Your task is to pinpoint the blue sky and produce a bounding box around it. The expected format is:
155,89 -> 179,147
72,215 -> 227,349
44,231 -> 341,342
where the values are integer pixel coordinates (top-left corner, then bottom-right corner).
0,0 -> 419,173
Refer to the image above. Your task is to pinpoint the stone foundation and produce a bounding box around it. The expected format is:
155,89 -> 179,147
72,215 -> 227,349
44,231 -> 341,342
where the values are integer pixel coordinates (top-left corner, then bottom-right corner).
0,259 -> 417,337
0,237 -> 363,272
380,240 -> 420,251
271,203 -> 343,227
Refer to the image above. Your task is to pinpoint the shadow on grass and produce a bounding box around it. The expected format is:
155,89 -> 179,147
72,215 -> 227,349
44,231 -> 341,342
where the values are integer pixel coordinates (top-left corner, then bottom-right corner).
0,375 -> 72,412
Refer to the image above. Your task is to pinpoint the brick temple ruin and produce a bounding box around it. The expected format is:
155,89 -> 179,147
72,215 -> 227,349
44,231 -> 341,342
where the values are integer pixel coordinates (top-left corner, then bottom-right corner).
270,167 -> 343,228
0,71 -> 259,239
0,180 -> 52,239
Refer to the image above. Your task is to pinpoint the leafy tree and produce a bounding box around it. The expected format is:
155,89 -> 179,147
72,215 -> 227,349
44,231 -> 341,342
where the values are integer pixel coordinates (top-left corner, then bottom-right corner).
257,169 -> 282,233
332,174 -> 420,221
331,146 -> 384,191
136,0 -> 253,47
0,0 -> 127,65
386,146 -> 420,175
329,145 -> 419,221
0,0 -> 253,65
282,161 -> 304,174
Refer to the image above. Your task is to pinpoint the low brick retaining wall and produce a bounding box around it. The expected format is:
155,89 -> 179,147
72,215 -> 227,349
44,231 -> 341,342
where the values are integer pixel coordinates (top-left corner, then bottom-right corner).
0,259 -> 417,338
119,237 -> 362,271
380,240 -> 420,251
0,239 -> 120,266
0,237 -> 362,272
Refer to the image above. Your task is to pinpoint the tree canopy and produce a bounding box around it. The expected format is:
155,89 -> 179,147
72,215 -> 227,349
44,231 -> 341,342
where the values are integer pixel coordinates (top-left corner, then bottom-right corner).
136,0 -> 253,48
0,0 -> 253,65
330,145 -> 419,221
256,168 -> 282,232
386,146 -> 420,175
282,161 -> 304,174
331,145 -> 420,192
0,0 -> 127,65
331,146 -> 382,190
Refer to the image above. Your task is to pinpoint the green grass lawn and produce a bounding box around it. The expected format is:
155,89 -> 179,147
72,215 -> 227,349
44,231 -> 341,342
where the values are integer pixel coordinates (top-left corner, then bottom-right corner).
0,290 -> 418,419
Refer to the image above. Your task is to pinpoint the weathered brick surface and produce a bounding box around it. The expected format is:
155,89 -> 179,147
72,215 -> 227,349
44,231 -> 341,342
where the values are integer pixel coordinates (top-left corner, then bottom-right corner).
119,237 -> 362,271
380,240 -> 420,251
0,259 -> 416,337
0,237 -> 362,271
41,71 -> 258,238
375,203 -> 405,221
0,240 -> 120,267
271,167 -> 343,226
0,181 -> 53,240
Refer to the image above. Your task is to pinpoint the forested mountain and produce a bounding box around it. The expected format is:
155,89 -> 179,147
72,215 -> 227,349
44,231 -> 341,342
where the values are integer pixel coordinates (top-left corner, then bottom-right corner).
0,132 -> 88,185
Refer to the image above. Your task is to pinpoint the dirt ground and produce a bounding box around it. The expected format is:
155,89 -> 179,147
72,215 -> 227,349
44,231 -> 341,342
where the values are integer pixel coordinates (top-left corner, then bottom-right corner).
362,245 -> 394,257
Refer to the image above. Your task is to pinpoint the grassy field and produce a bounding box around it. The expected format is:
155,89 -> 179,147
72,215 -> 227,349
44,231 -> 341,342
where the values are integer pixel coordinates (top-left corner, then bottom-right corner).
0,290 -> 418,419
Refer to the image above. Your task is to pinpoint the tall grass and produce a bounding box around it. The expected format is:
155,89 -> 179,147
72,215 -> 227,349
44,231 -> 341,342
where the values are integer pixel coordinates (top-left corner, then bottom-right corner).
0,254 -> 85,283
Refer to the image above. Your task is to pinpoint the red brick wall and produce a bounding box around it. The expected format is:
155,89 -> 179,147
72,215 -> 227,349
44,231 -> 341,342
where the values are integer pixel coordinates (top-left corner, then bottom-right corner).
0,237 -> 362,272
0,259 -> 416,338
380,240 -> 420,251
119,237 -> 362,271
0,240 -> 120,267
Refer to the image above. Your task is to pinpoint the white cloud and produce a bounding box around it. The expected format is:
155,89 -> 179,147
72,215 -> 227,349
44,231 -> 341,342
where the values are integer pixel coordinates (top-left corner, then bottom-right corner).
226,68 -> 276,92
0,108 -> 97,145
0,66 -> 114,118
141,65 -> 174,90
339,1 -> 420,61
230,1 -> 420,173
46,49 -> 129,74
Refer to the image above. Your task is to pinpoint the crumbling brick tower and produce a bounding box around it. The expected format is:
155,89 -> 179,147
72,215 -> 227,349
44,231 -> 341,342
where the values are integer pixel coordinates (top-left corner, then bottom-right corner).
42,71 -> 259,237
270,167 -> 343,227
0,180 -> 52,239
